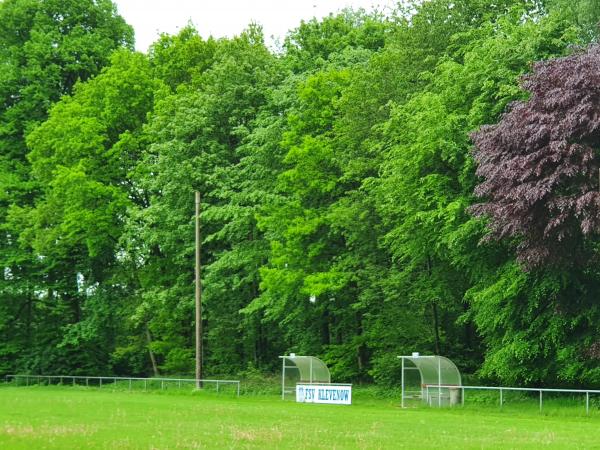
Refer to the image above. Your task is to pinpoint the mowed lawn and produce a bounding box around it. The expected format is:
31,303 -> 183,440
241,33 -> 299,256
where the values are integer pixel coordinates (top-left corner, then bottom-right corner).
1,386 -> 600,449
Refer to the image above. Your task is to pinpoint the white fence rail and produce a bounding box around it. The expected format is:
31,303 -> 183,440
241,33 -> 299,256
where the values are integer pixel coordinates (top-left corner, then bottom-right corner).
421,384 -> 600,415
4,374 -> 240,396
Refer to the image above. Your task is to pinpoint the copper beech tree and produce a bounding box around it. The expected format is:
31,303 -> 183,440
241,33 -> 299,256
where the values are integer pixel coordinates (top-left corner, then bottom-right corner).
471,45 -> 600,269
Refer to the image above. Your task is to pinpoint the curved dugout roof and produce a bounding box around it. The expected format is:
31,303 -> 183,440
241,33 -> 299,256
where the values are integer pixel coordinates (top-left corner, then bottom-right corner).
280,355 -> 331,383
399,355 -> 461,386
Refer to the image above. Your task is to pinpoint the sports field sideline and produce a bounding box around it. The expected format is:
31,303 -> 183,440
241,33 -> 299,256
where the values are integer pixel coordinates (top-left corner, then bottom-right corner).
1,385 -> 599,449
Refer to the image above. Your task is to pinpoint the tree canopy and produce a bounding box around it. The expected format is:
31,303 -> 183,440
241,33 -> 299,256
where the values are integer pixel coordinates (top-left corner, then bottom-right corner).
2,0 -> 600,387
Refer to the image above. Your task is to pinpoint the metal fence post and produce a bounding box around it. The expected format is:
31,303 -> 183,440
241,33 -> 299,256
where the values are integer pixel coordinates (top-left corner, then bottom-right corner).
539,390 -> 543,413
281,357 -> 285,400
500,388 -> 503,409
438,358 -> 442,408
586,392 -> 590,415
400,357 -> 405,408
237,382 -> 240,397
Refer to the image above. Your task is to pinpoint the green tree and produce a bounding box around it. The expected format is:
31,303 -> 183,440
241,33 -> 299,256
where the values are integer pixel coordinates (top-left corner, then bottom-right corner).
127,26 -> 282,375
0,0 -> 133,374
376,8 -> 580,381
4,49 -> 157,374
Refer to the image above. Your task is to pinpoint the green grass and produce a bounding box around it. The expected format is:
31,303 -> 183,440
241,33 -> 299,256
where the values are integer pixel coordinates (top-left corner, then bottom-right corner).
1,385 -> 600,449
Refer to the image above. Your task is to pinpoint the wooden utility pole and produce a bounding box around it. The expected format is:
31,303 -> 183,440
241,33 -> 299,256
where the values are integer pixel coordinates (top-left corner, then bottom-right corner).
195,192 -> 203,388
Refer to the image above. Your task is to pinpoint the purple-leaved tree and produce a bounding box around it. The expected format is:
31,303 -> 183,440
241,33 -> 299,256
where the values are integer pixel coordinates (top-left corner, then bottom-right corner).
471,45 -> 600,269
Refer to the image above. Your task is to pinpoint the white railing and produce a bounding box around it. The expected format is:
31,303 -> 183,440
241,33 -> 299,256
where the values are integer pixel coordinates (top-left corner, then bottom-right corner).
420,384 -> 600,415
4,374 -> 240,396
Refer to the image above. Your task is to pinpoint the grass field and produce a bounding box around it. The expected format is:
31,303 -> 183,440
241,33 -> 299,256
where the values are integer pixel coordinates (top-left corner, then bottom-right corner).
1,385 -> 600,449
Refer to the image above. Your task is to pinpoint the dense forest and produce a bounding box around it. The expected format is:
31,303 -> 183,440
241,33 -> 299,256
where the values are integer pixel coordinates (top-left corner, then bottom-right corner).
2,0 -> 600,387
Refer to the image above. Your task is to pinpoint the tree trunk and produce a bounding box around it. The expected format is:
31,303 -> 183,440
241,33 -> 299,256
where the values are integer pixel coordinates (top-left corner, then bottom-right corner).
145,326 -> 159,377
356,310 -> 366,377
427,255 -> 441,354
321,308 -> 331,346
432,302 -> 441,355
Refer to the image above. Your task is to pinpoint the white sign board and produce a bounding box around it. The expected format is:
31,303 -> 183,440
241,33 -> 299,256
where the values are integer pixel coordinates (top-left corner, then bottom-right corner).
296,384 -> 352,405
